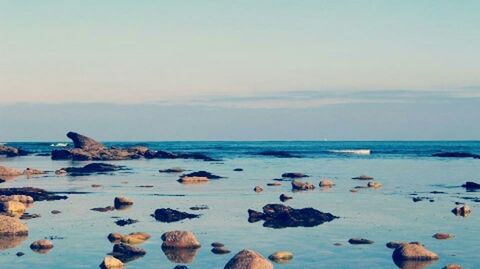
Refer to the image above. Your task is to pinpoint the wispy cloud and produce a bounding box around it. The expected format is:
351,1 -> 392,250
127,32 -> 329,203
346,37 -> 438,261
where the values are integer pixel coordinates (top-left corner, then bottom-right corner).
182,88 -> 480,109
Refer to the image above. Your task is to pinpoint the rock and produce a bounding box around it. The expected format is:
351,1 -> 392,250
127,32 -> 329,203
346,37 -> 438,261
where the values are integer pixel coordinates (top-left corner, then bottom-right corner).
178,176 -> 209,184
212,246 -> 231,254
443,264 -> 462,269
0,215 -> 28,236
23,168 -> 45,176
159,168 -> 185,173
319,179 -> 335,187
268,251 -> 293,263
153,208 -> 199,223
0,201 -> 26,217
224,249 -> 273,269
367,181 -> 382,188
352,175 -> 374,180
233,168 -> 243,171
91,206 -> 115,212
0,195 -> 34,204
100,255 -> 124,268
248,203 -> 338,228
181,171 -> 223,179
189,205 -> 209,210
334,243 -> 342,246
62,163 -> 128,176
55,169 -> 67,176
432,152 -> 480,159
267,182 -> 281,186
51,210 -> 61,214
161,231 -> 201,249
0,166 -> 23,177
0,145 -> 29,157
115,219 -> 138,226
462,181 -> 480,190
452,205 -> 471,217
350,189 -> 358,193
121,232 -> 151,244
349,238 -> 374,244
91,184 -> 102,188
30,239 -> 54,252
114,197 -> 133,209
174,266 -> 188,269
20,213 -> 41,220
279,194 -> 292,202
16,252 -> 25,256
211,242 -> 224,247
392,243 -> 439,261
433,233 -> 453,240
108,233 -> 123,243
386,241 -> 407,249
111,243 -> 146,262
257,151 -> 298,158
291,180 -> 315,191
67,131 -> 105,151
282,172 -> 308,178
254,186 -> 263,193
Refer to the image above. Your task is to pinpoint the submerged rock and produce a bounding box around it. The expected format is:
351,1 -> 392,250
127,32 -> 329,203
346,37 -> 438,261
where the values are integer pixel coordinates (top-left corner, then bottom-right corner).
352,175 -> 374,180
291,180 -> 315,191
111,243 -> 146,263
368,181 -> 382,188
178,176 -> 209,184
269,251 -> 294,263
349,238 -> 374,245
189,205 -> 209,211
114,197 -> 133,209
224,249 -> 273,269
61,163 -> 128,176
30,239 -> 54,253
115,219 -> 138,226
181,171 -> 223,179
279,194 -> 292,202
319,179 -> 335,187
257,150 -> 298,158
282,172 -> 308,178
254,186 -> 263,193
159,168 -> 185,173
433,233 -> 453,240
0,187 -> 67,202
161,230 -> 201,249
91,206 -> 115,212
212,246 -> 231,254
248,203 -> 338,228
153,208 -> 199,223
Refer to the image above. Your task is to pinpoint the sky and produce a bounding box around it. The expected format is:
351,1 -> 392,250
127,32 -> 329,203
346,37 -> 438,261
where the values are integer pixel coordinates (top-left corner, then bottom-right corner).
1,1 -> 479,140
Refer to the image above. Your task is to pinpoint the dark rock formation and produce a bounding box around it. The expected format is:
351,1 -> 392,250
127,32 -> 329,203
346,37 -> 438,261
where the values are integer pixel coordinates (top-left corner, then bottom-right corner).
61,163 -> 127,176
462,181 -> 480,190
432,152 -> 480,159
181,171 -> 223,179
153,208 -> 199,223
115,218 -> 138,226
0,145 -> 29,157
349,238 -> 374,244
111,243 -> 146,263
0,187 -> 67,201
52,132 -> 217,161
248,204 -> 338,228
257,151 -> 299,158
282,172 -> 308,178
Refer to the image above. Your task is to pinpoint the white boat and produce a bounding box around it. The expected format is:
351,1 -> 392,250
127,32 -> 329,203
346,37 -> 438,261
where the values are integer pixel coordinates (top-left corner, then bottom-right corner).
50,143 -> 68,147
329,149 -> 371,155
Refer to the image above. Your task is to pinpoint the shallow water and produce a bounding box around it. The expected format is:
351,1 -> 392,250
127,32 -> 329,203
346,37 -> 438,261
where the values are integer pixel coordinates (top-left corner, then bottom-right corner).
0,142 -> 479,269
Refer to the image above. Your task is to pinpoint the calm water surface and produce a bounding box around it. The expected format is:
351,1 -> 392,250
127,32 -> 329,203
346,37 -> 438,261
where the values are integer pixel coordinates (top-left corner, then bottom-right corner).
0,141 -> 479,268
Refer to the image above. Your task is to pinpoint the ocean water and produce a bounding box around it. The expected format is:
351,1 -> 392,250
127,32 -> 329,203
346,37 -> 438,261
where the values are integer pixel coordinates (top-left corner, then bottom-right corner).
0,141 -> 479,269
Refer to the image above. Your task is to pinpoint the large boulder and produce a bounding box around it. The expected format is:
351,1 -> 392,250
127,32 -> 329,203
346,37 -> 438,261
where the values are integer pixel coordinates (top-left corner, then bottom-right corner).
67,131 -> 105,151
0,166 -> 23,177
0,215 -> 28,236
224,249 -> 273,269
248,203 -> 338,228
392,243 -> 439,261
161,231 -> 201,249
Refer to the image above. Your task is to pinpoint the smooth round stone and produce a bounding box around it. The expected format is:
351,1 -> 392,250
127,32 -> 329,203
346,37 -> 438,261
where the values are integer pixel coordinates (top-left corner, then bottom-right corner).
319,179 -> 335,187
268,251 -> 294,263
211,246 -> 231,254
101,255 -> 124,268
211,242 -> 224,247
349,238 -> 374,245
433,233 -> 454,240
30,239 -> 54,253
254,186 -> 263,193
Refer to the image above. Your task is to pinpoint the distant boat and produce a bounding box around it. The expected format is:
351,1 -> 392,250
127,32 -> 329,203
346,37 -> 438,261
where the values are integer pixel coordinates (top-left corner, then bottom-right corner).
50,143 -> 68,147
329,149 -> 371,155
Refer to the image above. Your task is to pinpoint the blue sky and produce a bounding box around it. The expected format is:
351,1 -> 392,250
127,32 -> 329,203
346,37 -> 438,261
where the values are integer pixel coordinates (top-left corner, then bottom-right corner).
0,1 -> 479,140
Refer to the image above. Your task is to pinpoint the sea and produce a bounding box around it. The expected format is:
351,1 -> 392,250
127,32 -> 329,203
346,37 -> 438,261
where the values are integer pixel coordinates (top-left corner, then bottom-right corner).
0,141 -> 479,268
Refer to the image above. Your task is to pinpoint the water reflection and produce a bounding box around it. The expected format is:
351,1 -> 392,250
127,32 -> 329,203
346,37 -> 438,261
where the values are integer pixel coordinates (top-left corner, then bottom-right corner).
162,247 -> 199,264
0,235 -> 28,250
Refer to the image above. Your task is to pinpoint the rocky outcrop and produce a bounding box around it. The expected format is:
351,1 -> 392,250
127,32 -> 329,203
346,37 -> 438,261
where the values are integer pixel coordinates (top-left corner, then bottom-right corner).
392,242 -> 439,261
0,145 -> 29,157
0,215 -> 28,236
462,181 -> 480,190
51,132 -> 217,161
0,187 -> 67,201
291,180 -> 315,191
248,204 -> 338,228
161,230 -> 201,249
224,249 -> 273,269
153,209 -> 199,223
111,243 -> 146,263
60,163 -> 128,176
